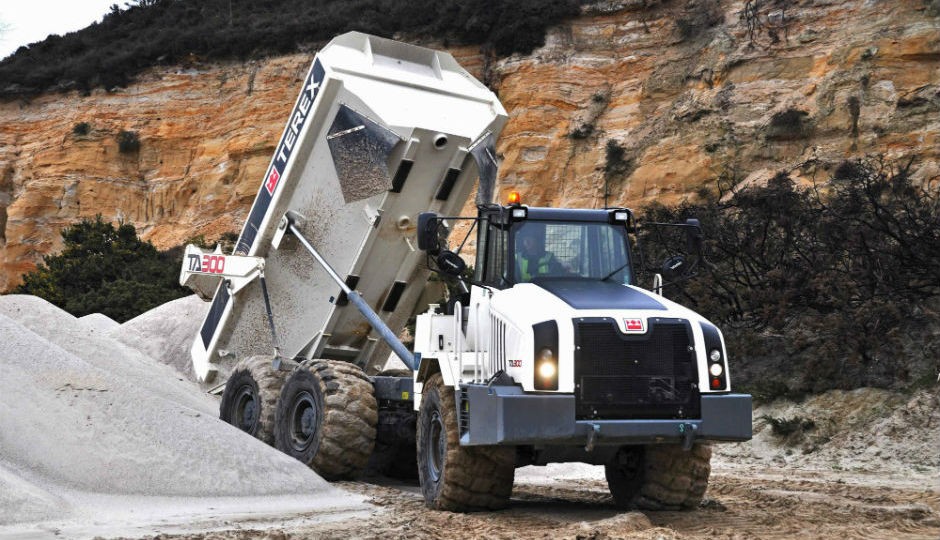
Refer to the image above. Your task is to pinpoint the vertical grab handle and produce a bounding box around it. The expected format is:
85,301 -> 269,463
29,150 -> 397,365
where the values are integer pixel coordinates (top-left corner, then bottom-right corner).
454,301 -> 463,383
474,301 -> 484,381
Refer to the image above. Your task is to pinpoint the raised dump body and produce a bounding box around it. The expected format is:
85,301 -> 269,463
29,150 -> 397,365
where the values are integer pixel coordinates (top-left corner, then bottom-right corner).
188,32 -> 506,383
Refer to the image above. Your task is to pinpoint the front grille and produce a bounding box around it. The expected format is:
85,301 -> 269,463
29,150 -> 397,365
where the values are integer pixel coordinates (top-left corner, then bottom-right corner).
574,318 -> 699,420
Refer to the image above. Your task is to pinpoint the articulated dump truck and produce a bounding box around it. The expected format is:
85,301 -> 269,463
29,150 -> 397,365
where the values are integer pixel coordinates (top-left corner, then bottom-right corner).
180,32 -> 752,512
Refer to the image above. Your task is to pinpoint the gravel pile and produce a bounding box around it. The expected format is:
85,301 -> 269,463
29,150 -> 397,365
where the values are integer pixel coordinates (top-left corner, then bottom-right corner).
0,295 -> 364,530
110,294 -> 209,384
78,313 -> 119,333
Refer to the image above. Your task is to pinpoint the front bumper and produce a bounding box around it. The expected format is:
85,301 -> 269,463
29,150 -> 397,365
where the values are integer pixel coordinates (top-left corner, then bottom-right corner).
461,384 -> 752,446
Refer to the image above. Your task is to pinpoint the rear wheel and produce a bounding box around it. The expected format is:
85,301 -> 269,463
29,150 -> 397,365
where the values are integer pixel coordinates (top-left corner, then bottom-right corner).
605,444 -> 711,510
274,360 -> 377,480
417,373 -> 514,511
219,356 -> 285,445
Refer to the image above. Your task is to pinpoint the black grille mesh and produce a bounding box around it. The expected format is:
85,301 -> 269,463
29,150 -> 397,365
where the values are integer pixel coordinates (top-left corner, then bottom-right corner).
574,318 -> 699,419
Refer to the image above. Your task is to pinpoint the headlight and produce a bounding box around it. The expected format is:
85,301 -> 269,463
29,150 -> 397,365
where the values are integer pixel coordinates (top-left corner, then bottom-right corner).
538,353 -> 556,379
701,323 -> 727,391
533,322 -> 559,391
535,351 -> 557,388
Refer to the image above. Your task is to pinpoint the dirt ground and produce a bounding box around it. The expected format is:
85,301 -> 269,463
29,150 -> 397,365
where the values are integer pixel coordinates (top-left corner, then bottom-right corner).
135,462 -> 938,540
5,296 -> 934,539
127,388 -> 938,540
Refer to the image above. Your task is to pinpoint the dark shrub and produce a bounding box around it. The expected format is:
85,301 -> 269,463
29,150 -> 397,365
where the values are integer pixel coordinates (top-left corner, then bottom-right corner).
675,1 -> 724,40
12,216 -> 189,322
568,123 -> 594,139
636,157 -> 940,399
762,415 -> 815,437
604,139 -> 629,176
0,0 -> 582,97
117,130 -> 140,153
766,109 -> 811,140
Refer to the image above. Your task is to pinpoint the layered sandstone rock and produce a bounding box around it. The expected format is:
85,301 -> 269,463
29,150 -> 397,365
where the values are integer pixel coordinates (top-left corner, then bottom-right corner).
0,0 -> 937,290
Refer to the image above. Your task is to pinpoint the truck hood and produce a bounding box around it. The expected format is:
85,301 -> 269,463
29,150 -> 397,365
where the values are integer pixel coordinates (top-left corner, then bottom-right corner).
531,278 -> 667,311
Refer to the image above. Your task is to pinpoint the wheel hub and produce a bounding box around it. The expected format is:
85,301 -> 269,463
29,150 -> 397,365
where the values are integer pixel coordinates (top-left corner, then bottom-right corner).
233,384 -> 258,433
427,410 -> 445,483
289,390 -> 318,452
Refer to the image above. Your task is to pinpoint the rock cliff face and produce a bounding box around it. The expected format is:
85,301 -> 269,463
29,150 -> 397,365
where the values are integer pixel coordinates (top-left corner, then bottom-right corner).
0,0 -> 937,290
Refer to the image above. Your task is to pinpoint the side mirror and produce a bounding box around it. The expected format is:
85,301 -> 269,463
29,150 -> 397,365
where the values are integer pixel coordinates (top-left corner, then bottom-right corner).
661,255 -> 686,281
436,250 -> 466,277
685,218 -> 703,254
416,212 -> 440,253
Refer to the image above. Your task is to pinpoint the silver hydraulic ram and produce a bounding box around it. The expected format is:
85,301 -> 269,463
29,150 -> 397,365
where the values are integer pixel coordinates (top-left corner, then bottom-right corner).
279,214 -> 418,371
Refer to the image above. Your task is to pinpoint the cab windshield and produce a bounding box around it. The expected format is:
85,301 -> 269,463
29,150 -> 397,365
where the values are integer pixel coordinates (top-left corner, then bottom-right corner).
510,220 -> 633,285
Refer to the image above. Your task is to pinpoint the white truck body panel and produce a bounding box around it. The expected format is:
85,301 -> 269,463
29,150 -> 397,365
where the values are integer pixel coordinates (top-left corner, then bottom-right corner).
190,32 -> 506,382
412,283 -> 731,410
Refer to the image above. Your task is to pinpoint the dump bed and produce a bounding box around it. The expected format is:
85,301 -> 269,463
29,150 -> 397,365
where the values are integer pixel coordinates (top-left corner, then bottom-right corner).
190,32 -> 506,383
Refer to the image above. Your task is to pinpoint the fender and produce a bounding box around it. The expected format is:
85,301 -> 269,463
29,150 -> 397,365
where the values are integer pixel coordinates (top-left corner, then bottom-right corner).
414,355 -> 455,409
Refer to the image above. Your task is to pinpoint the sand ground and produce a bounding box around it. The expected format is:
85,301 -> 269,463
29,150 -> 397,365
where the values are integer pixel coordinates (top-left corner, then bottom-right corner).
115,461 -> 939,540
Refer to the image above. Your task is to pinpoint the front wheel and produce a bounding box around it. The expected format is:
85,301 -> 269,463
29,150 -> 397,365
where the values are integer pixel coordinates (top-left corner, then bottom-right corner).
416,373 -> 514,511
605,444 -> 711,510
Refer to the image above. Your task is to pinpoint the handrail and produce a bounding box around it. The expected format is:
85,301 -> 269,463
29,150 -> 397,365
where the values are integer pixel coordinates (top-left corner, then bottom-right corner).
652,273 -> 663,296
454,300 -> 463,383
474,301 -> 482,381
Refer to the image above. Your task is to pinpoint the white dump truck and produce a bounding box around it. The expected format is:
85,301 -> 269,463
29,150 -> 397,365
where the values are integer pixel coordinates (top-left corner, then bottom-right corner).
180,32 -> 752,512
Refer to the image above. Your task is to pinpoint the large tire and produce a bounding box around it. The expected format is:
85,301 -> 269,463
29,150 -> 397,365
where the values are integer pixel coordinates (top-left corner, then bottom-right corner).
605,444 -> 711,511
417,373 -> 515,511
219,356 -> 285,445
274,360 -> 377,480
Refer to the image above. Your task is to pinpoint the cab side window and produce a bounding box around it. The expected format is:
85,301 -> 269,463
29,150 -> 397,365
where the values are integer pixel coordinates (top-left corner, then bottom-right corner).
483,223 -> 509,287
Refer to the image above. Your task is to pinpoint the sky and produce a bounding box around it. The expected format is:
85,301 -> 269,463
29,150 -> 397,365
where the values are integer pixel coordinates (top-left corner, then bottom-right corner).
0,0 -> 118,60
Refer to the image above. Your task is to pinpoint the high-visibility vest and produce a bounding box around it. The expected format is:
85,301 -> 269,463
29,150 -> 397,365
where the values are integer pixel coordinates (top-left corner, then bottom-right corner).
519,254 -> 553,281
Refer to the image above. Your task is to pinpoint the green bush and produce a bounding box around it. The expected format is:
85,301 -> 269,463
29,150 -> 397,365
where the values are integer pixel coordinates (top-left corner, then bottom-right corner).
12,216 -> 189,322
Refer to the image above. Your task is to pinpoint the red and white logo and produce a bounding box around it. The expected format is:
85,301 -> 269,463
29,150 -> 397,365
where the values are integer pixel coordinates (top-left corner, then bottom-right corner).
264,168 -> 281,195
623,318 -> 646,333
201,254 -> 226,274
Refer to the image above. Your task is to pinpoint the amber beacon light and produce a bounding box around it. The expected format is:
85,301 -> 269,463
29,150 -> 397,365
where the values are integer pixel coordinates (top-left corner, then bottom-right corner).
507,191 -> 521,205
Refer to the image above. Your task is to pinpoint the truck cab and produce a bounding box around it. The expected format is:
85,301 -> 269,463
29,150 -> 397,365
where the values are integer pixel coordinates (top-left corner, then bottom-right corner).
411,200 -> 751,510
